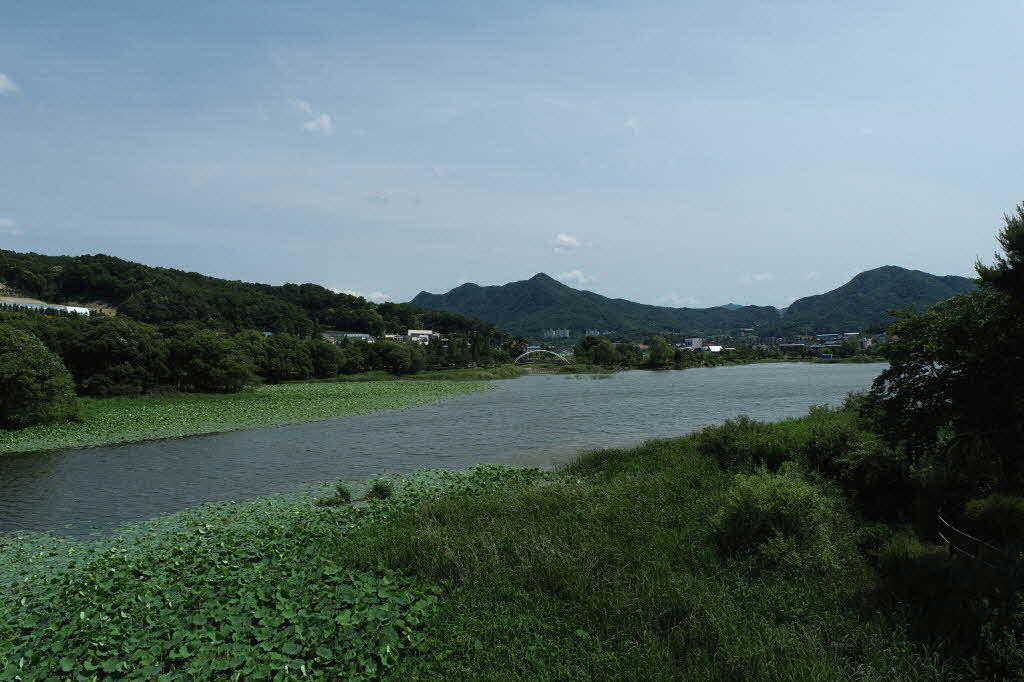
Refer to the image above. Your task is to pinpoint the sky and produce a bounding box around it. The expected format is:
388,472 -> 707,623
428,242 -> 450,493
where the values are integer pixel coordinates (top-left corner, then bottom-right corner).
2,1 -> 1022,308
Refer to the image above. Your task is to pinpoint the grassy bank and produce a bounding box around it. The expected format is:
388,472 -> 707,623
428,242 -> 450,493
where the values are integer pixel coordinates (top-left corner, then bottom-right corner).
0,380 -> 489,455
5,403 -> 1010,679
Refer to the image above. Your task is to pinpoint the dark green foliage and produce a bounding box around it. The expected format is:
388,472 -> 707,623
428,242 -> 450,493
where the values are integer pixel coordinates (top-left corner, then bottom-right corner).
647,335 -> 673,367
166,330 -> 254,393
712,464 -> 854,576
0,326 -> 78,429
976,202 -> 1024,303
411,272 -> 782,337
368,479 -> 395,500
778,265 -> 977,334
411,268 -> 975,338
869,288 -> 1024,498
0,249 -> 507,340
963,495 -> 1024,547
259,333 -> 313,383
572,335 -> 620,366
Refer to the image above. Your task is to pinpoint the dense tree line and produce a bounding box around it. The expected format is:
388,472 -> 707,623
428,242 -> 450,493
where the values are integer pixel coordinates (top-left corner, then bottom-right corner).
572,333 -> 872,369
0,250 -> 509,341
0,308 -> 511,429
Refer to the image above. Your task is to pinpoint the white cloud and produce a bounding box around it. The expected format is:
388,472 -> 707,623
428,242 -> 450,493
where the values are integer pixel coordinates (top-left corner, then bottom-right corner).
556,269 -> 596,286
657,292 -> 700,307
0,218 -> 25,235
302,113 -> 334,135
806,271 -> 820,280
740,272 -> 776,284
0,74 -> 19,94
553,233 -> 581,253
329,286 -> 389,302
623,117 -> 639,135
456,276 -> 470,285
293,99 -> 313,114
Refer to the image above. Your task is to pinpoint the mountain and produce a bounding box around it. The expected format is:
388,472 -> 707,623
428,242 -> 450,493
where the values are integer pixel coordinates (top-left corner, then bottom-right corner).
410,267 -> 978,339
779,265 -> 977,333
410,273 -> 781,338
0,249 -> 507,339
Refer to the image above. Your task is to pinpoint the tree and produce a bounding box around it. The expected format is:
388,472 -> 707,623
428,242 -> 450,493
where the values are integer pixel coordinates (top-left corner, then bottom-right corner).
0,325 -> 79,429
59,317 -> 169,396
167,331 -> 254,393
976,201 -> 1024,303
869,203 -> 1024,496
260,333 -> 313,383
308,339 -> 347,378
648,336 -> 673,367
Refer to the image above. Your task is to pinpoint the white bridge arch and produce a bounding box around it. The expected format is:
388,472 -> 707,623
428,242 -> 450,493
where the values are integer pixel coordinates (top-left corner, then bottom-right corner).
513,349 -> 571,365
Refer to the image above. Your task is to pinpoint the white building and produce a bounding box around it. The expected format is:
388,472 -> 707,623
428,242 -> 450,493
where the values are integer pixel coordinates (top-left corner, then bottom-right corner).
407,329 -> 439,344
544,328 -> 570,339
702,345 -> 723,353
682,337 -> 703,349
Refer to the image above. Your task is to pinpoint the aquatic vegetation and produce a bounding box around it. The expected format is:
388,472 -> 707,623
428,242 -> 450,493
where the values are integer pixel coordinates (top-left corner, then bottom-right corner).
0,380 -> 490,455
0,465 -> 548,679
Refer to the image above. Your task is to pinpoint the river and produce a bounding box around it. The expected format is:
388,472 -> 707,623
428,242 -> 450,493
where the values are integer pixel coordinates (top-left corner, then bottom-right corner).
0,362 -> 886,536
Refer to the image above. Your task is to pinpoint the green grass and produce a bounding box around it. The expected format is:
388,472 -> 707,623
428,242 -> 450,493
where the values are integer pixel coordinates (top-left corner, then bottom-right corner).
0,380 -> 490,455
0,406 -> 1008,679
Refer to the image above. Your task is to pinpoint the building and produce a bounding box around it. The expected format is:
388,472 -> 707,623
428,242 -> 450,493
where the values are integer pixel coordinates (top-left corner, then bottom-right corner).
682,337 -> 703,349
702,345 -> 723,353
407,329 -> 439,344
1,301 -> 90,316
544,328 -> 570,339
324,332 -> 374,344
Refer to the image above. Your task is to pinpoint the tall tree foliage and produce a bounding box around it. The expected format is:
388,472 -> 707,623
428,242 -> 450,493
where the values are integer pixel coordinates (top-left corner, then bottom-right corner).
0,326 -> 79,429
869,202 -> 1024,497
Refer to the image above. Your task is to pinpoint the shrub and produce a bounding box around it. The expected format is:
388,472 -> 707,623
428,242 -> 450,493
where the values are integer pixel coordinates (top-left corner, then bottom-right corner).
335,482 -> 353,502
693,416 -> 793,472
712,464 -> 852,574
0,325 -> 79,429
367,479 -> 394,500
964,495 -> 1024,547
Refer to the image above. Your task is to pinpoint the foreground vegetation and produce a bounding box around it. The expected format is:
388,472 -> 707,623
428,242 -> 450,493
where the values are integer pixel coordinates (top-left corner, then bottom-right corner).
0,380 -> 488,455
4,401 -> 1017,679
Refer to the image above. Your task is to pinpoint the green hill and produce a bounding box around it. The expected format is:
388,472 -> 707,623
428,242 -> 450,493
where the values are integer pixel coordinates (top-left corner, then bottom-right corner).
410,273 -> 781,338
0,249 -> 506,339
778,265 -> 977,333
411,267 -> 978,338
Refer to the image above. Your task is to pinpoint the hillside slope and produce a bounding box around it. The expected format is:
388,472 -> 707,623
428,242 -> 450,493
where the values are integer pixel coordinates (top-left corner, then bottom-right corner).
0,250 -> 506,338
412,267 -> 978,337
410,273 -> 780,337
780,265 -> 977,333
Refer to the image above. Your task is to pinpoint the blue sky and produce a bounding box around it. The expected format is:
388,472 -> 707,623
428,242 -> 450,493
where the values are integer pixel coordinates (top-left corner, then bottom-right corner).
2,1 -> 1021,307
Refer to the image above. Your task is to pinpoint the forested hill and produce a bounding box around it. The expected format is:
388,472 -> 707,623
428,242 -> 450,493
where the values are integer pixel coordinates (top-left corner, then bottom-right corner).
410,273 -> 781,337
0,250 -> 506,338
411,267 -> 978,337
779,265 -> 978,333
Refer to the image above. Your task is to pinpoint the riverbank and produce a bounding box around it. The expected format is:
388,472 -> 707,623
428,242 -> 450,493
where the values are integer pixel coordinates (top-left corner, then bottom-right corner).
330,365 -> 529,382
1,405 -> 978,680
0,380 -> 490,455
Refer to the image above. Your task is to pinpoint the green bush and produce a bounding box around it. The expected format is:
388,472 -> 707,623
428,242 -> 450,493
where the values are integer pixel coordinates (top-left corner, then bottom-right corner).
0,325 -> 79,429
964,495 -> 1024,547
712,464 -> 852,574
368,479 -> 394,500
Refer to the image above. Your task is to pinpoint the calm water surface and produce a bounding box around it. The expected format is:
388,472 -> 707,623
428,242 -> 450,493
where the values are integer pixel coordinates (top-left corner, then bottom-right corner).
0,363 -> 885,535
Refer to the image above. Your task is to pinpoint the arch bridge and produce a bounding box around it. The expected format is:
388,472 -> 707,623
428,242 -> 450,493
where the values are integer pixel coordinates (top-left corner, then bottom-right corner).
513,349 -> 571,365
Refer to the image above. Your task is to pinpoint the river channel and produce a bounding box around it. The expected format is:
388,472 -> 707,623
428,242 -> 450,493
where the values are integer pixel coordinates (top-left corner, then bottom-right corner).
0,362 -> 886,536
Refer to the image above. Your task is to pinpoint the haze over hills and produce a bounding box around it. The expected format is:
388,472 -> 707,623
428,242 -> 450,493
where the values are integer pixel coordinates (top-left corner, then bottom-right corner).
410,267 -> 978,338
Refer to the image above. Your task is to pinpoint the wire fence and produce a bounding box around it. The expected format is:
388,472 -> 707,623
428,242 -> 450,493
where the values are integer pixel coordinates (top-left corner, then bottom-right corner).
936,509 -> 1014,569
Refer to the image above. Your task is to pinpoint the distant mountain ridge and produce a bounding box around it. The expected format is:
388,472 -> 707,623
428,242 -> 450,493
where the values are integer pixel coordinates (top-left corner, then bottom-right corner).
780,265 -> 977,333
410,267 -> 977,338
411,273 -> 781,338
